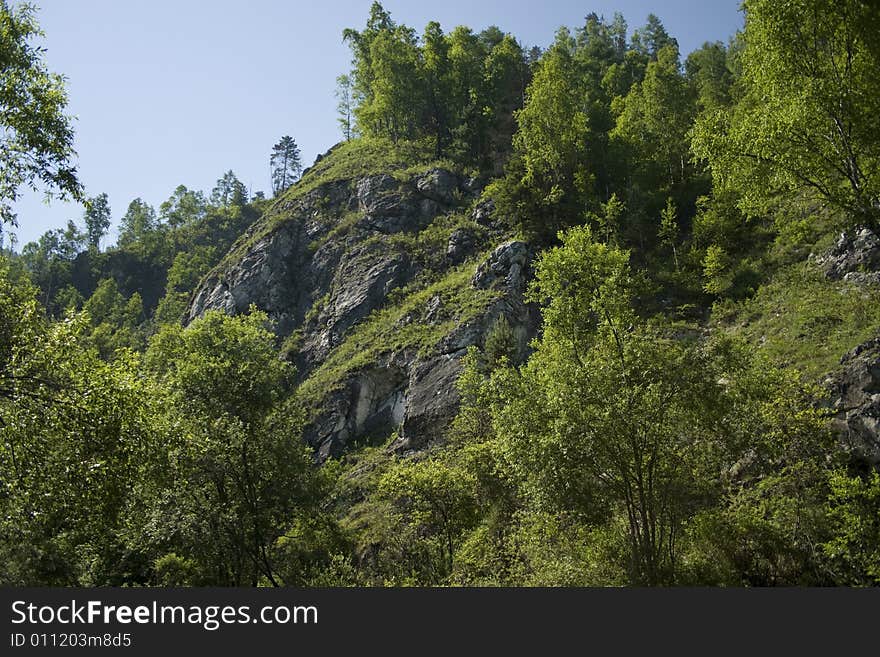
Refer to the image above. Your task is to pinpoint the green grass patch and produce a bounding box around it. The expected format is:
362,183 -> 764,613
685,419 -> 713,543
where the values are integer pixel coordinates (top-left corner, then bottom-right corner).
713,261 -> 880,379
297,137 -> 440,193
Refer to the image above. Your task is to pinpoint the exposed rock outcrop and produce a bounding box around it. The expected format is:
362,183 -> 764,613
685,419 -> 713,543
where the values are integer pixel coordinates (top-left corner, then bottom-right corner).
814,228 -> 880,282
188,167 -> 537,459
306,241 -> 539,459
826,336 -> 880,466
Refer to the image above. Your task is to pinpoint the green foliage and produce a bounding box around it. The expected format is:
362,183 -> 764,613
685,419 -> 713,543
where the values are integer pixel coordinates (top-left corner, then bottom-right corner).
136,310 -> 335,585
441,227 -> 841,586
588,192 -> 625,245
0,264 -> 155,584
502,32 -> 595,238
18,219 -> 84,313
612,44 -> 695,193
270,135 -> 302,196
159,185 -> 207,228
693,0 -> 880,229
823,470 -> 880,584
83,193 -> 112,250
117,198 -> 157,247
342,3 -> 527,168
377,456 -> 479,581
145,309 -> 290,423
483,314 -> 518,367
19,177 -> 262,329
685,41 -> 733,111
210,170 -> 248,208
82,277 -> 144,357
489,13 -> 697,244
0,1 -> 83,229
5,3 -> 880,589
335,74 -> 356,141
702,244 -> 731,296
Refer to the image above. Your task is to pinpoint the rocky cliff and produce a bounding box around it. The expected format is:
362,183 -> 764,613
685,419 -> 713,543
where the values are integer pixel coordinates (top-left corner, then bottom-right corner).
819,227 -> 880,465
188,149 -> 538,459
827,336 -> 880,466
188,141 -> 880,467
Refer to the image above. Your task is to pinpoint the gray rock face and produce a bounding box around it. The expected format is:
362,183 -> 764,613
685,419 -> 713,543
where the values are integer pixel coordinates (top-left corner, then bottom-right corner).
814,228 -> 880,281
188,226 -> 308,336
826,336 -> 880,465
188,168 -> 537,459
471,198 -> 496,226
311,363 -> 409,461
306,240 -> 540,459
301,242 -> 411,370
415,168 -> 459,204
472,240 -> 530,290
446,227 -> 476,264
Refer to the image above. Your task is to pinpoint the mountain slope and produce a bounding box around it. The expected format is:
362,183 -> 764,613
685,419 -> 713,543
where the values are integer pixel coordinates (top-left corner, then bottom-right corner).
188,140 -> 539,458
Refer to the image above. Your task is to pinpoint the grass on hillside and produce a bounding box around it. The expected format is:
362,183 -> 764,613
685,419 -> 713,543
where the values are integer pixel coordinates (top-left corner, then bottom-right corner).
713,261 -> 880,380
213,137 -> 461,275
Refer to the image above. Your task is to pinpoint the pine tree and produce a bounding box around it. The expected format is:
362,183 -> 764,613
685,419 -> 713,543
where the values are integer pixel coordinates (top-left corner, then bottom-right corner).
211,170 -> 248,208
270,136 -> 302,197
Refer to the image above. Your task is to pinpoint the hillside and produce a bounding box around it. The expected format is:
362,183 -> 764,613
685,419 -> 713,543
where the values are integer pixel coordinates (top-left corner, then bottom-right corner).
186,140 -> 538,458
3,0 -> 880,587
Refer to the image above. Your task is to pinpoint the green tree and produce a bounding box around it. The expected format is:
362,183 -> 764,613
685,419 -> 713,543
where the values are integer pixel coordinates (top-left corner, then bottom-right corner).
421,21 -> 452,156
83,192 -> 111,250
82,277 -> 144,357
631,13 -> 676,60
658,197 -> 679,271
588,192 -> 625,245
823,470 -> 880,584
19,220 -> 83,312
117,198 -> 157,247
446,26 -> 488,164
612,43 -> 696,193
701,244 -> 731,295
362,26 -> 424,142
378,457 -> 478,581
685,41 -> 733,112
479,34 -> 529,169
140,310 -> 326,585
269,136 -> 302,196
335,74 -> 356,141
485,226 -> 832,584
490,30 -> 595,240
0,265 -> 153,584
0,1 -> 83,229
693,0 -> 880,229
343,1 -> 396,127
210,170 -> 247,209
153,246 -> 216,326
159,185 -> 206,229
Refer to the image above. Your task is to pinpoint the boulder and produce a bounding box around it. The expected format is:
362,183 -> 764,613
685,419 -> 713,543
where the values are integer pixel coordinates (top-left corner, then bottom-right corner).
471,198 -> 495,226
472,240 -> 530,290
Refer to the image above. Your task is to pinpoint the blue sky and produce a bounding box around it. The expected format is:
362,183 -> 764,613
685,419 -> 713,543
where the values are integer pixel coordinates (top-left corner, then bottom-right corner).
10,0 -> 743,249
